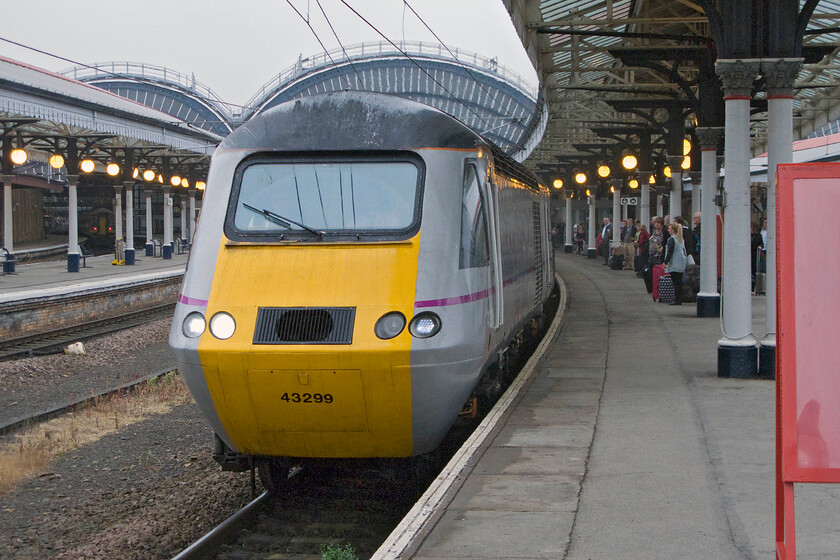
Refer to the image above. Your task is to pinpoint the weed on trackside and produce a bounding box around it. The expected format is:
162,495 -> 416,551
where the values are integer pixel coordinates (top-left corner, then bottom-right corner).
0,371 -> 192,494
320,543 -> 359,560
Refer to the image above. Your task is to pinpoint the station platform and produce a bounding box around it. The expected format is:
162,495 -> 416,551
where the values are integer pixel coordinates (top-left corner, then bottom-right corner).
0,246 -> 188,302
377,251 -> 840,559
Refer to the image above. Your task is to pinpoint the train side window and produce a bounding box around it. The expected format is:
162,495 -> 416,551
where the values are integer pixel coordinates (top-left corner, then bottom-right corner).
459,164 -> 490,269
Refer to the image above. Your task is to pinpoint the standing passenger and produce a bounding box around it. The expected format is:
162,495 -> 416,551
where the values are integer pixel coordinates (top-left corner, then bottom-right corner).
663,222 -> 687,305
599,218 -> 612,265
635,224 -> 650,271
649,217 -> 665,264
575,224 -> 586,255
751,221 -> 764,290
674,216 -> 696,262
692,212 -> 702,263
622,219 -> 636,270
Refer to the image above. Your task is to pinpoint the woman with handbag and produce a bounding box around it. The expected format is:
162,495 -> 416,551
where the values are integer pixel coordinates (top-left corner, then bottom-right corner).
663,222 -> 687,305
648,217 -> 665,264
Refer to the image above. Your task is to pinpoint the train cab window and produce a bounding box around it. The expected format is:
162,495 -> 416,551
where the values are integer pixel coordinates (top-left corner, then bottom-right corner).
459,164 -> 490,269
228,156 -> 422,240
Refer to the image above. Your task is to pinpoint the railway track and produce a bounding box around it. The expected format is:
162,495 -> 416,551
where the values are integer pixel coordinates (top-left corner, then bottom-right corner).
0,366 -> 176,436
167,345 -> 535,560
0,302 -> 175,360
173,448 -> 458,560
171,284 -> 560,560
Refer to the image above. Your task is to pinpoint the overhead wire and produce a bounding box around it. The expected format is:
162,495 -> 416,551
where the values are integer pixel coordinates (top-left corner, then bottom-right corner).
3,7 -> 526,147
314,0 -> 364,89
401,0 -> 500,105
401,0 -> 524,141
402,2 -> 407,44
402,0 -> 539,149
284,0 -> 355,91
0,36 -> 255,115
337,0 -> 491,131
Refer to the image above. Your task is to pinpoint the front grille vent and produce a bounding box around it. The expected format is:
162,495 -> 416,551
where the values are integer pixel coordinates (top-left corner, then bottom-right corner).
253,307 -> 355,345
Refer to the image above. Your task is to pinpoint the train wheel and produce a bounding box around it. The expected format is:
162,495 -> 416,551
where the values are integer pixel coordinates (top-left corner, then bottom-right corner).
257,458 -> 295,496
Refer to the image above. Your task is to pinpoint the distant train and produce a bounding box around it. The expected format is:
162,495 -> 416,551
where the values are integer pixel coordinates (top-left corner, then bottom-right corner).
169,91 -> 554,490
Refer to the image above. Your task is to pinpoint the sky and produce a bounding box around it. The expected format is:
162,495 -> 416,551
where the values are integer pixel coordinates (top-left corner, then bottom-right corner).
0,0 -> 537,109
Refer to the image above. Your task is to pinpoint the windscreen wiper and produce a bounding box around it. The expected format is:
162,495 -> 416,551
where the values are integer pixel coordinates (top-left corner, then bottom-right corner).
242,203 -> 323,238
243,203 -> 291,228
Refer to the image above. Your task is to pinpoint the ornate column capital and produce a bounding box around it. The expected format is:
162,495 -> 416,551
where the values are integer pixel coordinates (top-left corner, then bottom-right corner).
113,184 -> 123,193
667,154 -> 684,170
761,58 -> 803,96
695,127 -> 724,150
66,174 -> 79,186
123,180 -> 134,190
715,59 -> 761,97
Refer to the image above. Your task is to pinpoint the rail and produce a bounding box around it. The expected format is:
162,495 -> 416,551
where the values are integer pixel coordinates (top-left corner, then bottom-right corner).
168,283 -> 559,560
0,303 -> 175,360
170,492 -> 269,560
0,366 -> 176,436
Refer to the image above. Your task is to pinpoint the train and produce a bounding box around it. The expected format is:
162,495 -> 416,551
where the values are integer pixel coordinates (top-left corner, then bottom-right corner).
168,91 -> 555,490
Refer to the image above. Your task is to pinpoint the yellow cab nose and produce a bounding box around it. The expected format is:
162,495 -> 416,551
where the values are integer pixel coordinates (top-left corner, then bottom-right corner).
197,236 -> 420,458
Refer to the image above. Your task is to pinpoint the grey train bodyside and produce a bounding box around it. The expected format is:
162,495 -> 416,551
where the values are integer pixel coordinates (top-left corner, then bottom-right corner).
410,147 -> 553,453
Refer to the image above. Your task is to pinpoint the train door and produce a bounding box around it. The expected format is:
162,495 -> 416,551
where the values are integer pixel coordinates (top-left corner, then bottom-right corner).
460,161 -> 503,329
483,166 -> 503,329
543,189 -> 553,290
539,189 -> 554,291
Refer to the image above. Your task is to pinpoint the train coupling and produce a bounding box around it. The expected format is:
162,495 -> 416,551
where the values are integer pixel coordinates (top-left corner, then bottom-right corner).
213,433 -> 250,472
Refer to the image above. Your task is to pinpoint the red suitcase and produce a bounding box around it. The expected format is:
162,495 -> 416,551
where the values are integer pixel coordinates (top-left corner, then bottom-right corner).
651,264 -> 665,301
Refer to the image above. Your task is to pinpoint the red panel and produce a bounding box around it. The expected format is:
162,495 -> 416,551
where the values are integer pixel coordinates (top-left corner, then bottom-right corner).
717,216 -> 723,279
777,163 -> 840,484
776,163 -> 840,560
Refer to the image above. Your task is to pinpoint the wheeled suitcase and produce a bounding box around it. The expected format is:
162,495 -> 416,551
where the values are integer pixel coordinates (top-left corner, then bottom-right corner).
651,264 -> 665,301
754,272 -> 766,295
658,274 -> 676,304
642,265 -> 653,293
634,254 -> 645,272
683,264 -> 700,302
609,254 -> 624,270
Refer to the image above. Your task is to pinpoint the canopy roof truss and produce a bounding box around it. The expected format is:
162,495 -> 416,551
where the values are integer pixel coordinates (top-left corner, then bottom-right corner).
505,0 -> 840,182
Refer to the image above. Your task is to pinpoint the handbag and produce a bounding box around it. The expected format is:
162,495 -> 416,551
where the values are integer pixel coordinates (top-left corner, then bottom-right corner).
686,254 -> 696,266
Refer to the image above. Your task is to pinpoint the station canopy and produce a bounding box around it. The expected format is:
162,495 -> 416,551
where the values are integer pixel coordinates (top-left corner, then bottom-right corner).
0,56 -> 217,184
504,0 -> 840,183
68,42 -> 546,165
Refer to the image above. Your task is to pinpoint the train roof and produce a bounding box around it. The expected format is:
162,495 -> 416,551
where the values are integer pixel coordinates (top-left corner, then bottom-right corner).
487,143 -> 543,192
219,91 -> 485,153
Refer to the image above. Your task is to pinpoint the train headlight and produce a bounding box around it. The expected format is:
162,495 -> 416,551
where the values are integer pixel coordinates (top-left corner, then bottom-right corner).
409,312 -> 441,338
182,312 -> 206,338
209,312 -> 236,340
374,312 -> 406,340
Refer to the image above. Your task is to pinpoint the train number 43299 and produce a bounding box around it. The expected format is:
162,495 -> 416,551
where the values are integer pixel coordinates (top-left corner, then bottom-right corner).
280,392 -> 334,404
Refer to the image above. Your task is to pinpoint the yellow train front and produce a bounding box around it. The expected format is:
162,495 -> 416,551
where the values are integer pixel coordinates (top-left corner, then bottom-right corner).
169,92 -> 553,485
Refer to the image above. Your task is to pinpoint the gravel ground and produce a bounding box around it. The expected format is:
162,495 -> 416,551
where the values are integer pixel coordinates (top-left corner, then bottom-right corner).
0,319 -> 177,427
0,320 -> 258,560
